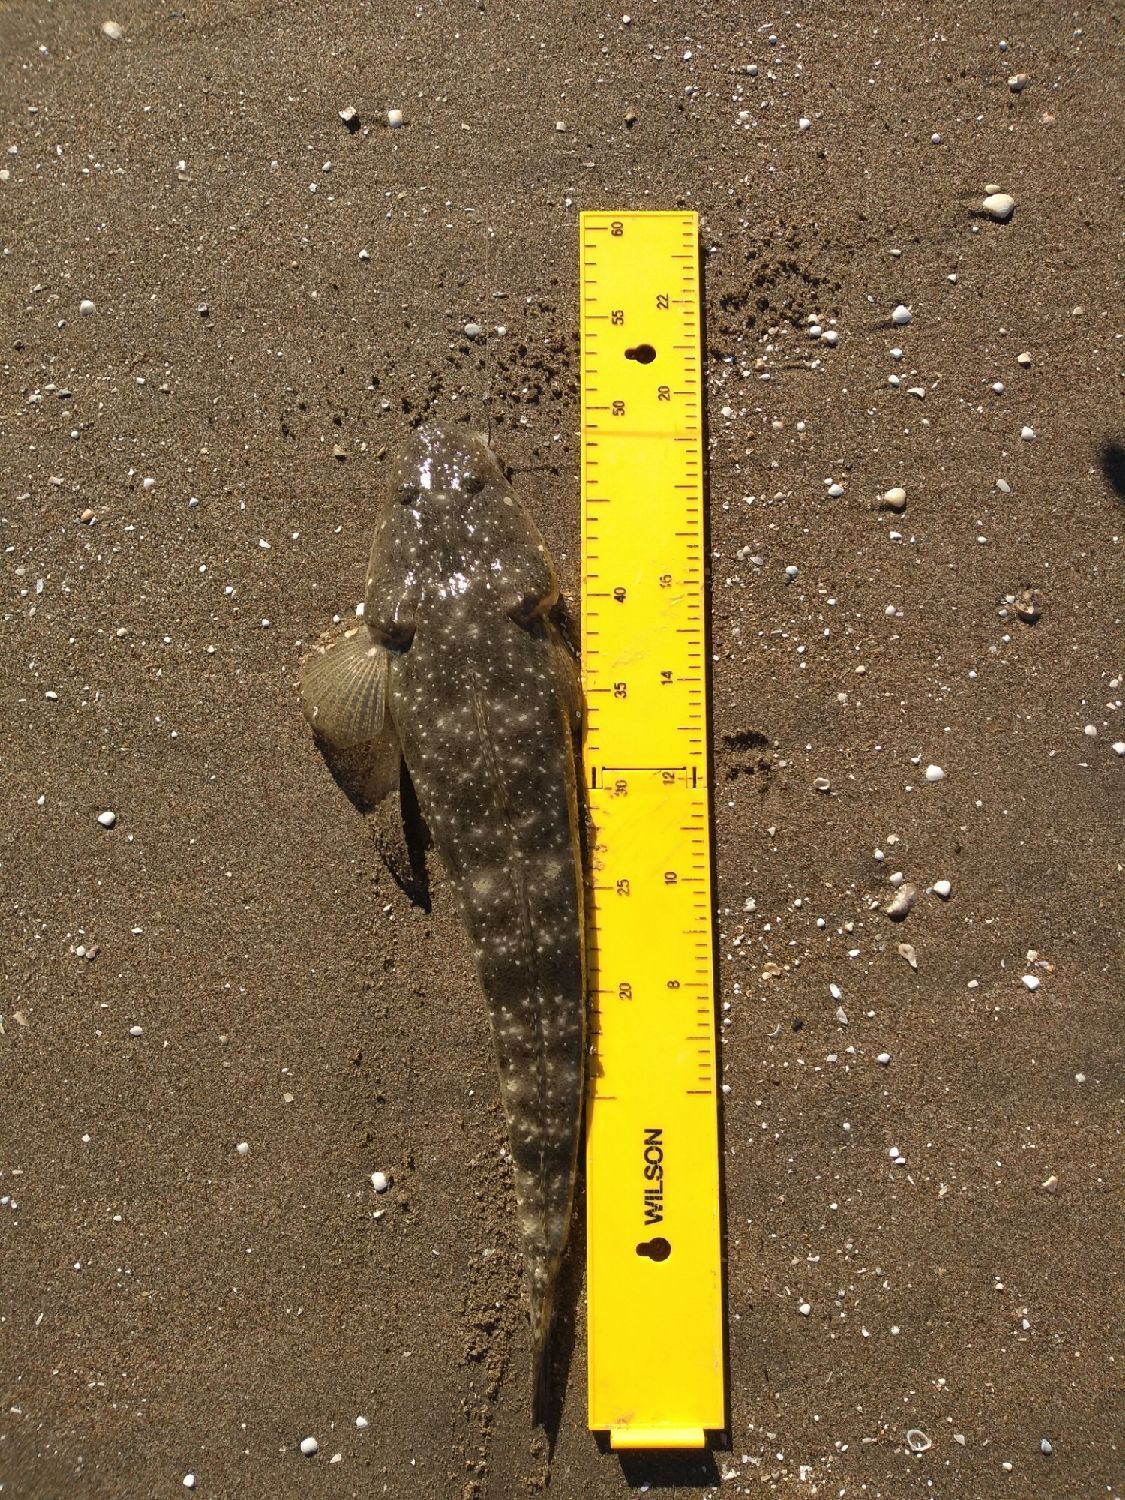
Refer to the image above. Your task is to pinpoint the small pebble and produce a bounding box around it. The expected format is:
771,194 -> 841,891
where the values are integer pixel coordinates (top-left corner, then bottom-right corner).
129,1025 -> 143,1037
1040,1174 -> 1058,1193
370,1170 -> 389,1193
1083,724 -> 1098,738
886,884 -> 917,921
81,508 -> 96,523
299,1436 -> 318,1457
881,486 -> 907,511
386,108 -> 404,128
79,298 -> 96,316
463,321 -> 482,338
798,1301 -> 811,1315
924,764 -> 945,782
183,1477 -> 195,1491
877,1052 -> 892,1066
97,809 -> 117,828
235,1141 -> 251,1157
891,304 -> 913,326
798,117 -> 811,131
992,381 -> 1005,394
100,20 -> 123,39
1040,1438 -> 1053,1456
1111,742 -> 1125,757
822,329 -> 838,346
338,106 -> 359,131
813,776 -> 831,793
1008,73 -> 1030,92
932,879 -> 952,900
931,132 -> 942,145
1017,351 -> 1032,367
784,564 -> 798,580
355,1416 -> 369,1429
982,192 -> 1016,221
1021,974 -> 1040,992
1021,425 -> 1036,441
907,1430 -> 932,1454
142,476 -> 156,491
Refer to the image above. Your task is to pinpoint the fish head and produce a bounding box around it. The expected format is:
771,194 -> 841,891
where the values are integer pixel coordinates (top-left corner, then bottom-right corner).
367,422 -> 558,631
389,424 -> 507,512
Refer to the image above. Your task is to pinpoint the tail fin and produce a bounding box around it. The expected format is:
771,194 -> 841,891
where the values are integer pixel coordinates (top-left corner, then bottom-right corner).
530,1286 -> 555,1428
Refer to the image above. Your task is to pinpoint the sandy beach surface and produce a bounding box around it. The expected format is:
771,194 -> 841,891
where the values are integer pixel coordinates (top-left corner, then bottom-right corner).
2,2 -> 1122,1496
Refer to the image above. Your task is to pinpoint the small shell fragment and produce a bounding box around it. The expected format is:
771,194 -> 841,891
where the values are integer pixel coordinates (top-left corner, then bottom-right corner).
932,879 -> 952,900
100,20 -> 124,39
897,942 -> 918,969
386,108 -> 404,128
886,884 -> 917,921
924,764 -> 945,782
96,809 -> 117,828
907,1429 -> 932,1453
982,192 -> 1016,221
881,485 -> 908,511
1015,587 -> 1042,624
891,304 -> 913,326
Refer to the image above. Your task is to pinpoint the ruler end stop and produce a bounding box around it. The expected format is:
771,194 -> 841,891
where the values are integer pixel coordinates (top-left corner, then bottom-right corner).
607,1426 -> 708,1450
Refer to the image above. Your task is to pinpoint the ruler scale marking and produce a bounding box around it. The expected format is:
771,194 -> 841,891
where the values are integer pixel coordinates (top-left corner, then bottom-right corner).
580,210 -> 725,1449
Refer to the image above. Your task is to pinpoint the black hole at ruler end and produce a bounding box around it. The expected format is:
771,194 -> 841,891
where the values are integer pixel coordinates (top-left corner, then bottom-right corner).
624,344 -> 657,365
636,1237 -> 672,1262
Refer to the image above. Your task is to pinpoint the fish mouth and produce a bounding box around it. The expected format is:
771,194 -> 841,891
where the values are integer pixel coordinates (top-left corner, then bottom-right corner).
392,422 -> 505,502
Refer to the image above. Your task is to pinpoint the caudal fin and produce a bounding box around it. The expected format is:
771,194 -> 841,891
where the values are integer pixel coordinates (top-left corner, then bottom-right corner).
529,1286 -> 555,1429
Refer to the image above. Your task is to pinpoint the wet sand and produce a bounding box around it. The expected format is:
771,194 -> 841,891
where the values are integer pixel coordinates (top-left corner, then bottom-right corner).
1,2 -> 1122,1496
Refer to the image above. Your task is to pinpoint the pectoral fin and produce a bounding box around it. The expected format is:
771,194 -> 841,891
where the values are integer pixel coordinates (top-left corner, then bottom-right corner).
299,624 -> 401,810
300,624 -> 430,904
300,625 -> 393,749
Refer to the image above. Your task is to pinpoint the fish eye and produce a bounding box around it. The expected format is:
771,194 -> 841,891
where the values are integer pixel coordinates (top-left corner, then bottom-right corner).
461,472 -> 485,495
397,483 -> 421,505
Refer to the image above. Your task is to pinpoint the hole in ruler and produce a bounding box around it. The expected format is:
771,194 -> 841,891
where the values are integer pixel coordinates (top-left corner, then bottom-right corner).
636,1236 -> 672,1262
624,344 -> 657,365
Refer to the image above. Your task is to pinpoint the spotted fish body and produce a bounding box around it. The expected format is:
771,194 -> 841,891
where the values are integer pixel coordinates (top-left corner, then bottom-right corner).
300,424 -> 585,1421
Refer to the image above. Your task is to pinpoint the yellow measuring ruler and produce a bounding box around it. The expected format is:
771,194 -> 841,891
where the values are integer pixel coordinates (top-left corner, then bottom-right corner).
579,210 -> 725,1447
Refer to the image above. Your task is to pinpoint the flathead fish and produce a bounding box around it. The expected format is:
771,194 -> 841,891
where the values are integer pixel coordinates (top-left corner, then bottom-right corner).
299,423 -> 586,1423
